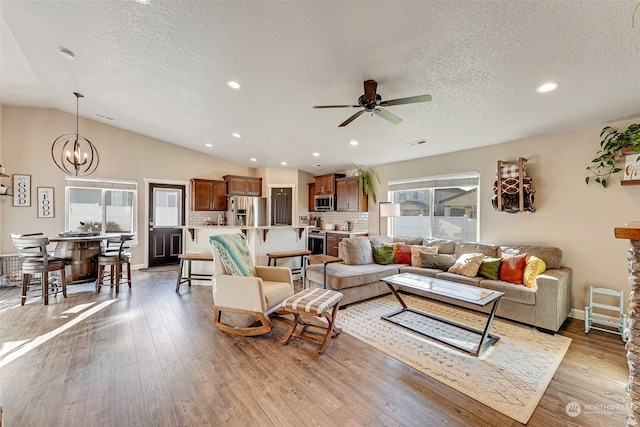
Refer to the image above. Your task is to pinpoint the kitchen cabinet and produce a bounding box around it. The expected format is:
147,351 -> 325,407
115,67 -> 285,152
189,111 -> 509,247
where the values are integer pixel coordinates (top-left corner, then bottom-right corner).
191,179 -> 227,211
308,182 -> 316,212
326,232 -> 348,257
336,176 -> 368,212
223,175 -> 262,196
314,173 -> 345,195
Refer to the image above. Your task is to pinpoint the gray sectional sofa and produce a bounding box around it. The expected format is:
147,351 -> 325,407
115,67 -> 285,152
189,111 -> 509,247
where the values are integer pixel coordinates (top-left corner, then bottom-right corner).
305,236 -> 572,332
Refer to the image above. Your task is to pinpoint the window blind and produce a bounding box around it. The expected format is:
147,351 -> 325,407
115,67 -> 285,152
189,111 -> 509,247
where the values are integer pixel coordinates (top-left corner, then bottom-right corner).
388,171 -> 479,192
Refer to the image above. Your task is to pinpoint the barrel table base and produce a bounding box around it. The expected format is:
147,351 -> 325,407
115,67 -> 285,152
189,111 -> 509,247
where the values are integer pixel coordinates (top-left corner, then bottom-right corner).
54,240 -> 102,284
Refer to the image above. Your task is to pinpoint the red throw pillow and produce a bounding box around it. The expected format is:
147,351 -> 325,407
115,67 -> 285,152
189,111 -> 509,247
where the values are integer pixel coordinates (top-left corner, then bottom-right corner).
394,244 -> 412,264
499,253 -> 528,285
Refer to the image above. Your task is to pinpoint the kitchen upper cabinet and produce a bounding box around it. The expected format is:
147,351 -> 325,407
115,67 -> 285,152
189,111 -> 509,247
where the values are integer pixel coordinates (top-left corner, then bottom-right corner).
314,173 -> 345,195
308,182 -> 316,212
191,179 -> 227,211
223,175 -> 262,196
336,177 -> 368,212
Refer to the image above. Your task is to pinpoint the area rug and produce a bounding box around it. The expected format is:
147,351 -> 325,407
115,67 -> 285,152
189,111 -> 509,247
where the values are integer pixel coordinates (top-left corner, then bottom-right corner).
139,264 -> 179,272
336,294 -> 571,424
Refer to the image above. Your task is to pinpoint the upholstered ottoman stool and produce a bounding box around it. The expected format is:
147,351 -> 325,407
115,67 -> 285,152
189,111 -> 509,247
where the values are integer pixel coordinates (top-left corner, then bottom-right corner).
281,288 -> 343,354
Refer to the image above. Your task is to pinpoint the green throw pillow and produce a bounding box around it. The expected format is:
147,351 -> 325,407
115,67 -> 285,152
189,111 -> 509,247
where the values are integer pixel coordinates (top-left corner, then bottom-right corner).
373,244 -> 395,265
478,256 -> 502,280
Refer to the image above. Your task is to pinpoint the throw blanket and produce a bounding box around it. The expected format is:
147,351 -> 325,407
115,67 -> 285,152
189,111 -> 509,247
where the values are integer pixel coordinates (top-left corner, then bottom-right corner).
209,233 -> 255,277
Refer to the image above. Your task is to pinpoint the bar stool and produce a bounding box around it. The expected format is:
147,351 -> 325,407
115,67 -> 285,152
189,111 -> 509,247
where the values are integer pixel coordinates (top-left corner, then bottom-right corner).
96,233 -> 134,294
10,233 -> 68,305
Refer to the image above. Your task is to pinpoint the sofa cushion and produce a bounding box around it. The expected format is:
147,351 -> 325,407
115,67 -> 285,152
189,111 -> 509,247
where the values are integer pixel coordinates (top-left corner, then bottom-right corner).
394,244 -> 412,264
306,263 -> 399,290
435,271 -> 483,286
448,252 -> 484,277
455,242 -> 499,258
478,279 -> 536,305
499,252 -> 528,285
399,266 -> 439,277
478,256 -> 502,280
394,235 -> 424,245
369,236 -> 394,246
422,238 -> 456,254
419,252 -> 456,270
499,245 -> 562,269
342,237 -> 373,265
373,244 -> 396,265
523,255 -> 546,289
411,245 -> 438,267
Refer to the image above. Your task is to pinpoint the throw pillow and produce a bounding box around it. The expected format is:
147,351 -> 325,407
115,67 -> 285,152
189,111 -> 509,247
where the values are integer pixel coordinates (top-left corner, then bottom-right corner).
523,255 -> 546,289
419,252 -> 457,270
394,243 -> 412,264
342,237 -> 373,265
209,233 -> 256,277
478,256 -> 502,280
499,252 -> 528,285
373,244 -> 396,265
448,253 -> 485,277
410,245 -> 438,267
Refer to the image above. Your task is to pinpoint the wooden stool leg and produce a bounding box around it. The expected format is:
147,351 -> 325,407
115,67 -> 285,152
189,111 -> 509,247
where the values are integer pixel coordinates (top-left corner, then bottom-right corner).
96,265 -> 103,293
126,261 -> 132,288
115,264 -> 122,293
318,304 -> 341,354
187,259 -> 192,287
42,272 -> 49,305
282,313 -> 301,345
175,258 -> 185,292
61,269 -> 67,298
21,273 -> 29,305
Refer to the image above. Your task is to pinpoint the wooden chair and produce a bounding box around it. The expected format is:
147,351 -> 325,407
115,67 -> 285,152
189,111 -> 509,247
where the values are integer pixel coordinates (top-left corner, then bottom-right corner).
210,234 -> 294,336
96,233 -> 134,293
10,233 -> 67,305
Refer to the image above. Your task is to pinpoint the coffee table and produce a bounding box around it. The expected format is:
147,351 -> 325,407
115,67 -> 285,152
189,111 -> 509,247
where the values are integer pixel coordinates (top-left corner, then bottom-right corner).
381,273 -> 504,357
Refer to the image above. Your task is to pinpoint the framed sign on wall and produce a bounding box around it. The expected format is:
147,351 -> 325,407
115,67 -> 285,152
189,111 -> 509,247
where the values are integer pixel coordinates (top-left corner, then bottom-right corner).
12,174 -> 31,207
37,187 -> 55,218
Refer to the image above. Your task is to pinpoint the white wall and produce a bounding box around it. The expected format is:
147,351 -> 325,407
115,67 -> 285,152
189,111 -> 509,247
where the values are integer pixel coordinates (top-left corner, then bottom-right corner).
373,117 -> 640,314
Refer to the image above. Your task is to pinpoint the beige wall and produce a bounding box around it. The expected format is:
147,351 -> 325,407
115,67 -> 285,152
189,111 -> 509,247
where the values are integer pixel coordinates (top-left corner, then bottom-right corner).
372,116 -> 640,315
0,105 -> 253,262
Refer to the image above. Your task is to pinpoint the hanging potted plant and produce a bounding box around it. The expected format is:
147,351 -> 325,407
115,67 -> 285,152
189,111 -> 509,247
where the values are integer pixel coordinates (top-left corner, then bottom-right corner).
352,163 -> 381,203
585,123 -> 640,188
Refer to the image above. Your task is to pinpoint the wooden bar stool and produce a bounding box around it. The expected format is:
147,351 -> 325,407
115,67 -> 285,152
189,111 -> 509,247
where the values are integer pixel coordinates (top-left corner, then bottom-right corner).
175,253 -> 213,292
266,250 -> 311,275
96,234 -> 134,294
281,288 -> 343,354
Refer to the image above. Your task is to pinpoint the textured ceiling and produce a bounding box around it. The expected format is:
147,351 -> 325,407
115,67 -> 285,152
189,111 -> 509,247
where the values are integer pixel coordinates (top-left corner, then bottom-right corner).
1,1 -> 639,175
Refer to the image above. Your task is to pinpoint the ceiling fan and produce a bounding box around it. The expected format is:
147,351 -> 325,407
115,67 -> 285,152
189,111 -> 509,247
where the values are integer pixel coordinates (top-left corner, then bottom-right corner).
313,79 -> 431,127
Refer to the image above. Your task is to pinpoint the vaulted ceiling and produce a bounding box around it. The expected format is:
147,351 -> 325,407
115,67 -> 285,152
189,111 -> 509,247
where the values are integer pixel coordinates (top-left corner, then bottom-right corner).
2,1 -> 639,175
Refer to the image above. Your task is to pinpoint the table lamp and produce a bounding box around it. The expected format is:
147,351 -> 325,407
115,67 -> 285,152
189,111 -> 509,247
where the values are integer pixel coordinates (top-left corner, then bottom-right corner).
379,202 -> 400,236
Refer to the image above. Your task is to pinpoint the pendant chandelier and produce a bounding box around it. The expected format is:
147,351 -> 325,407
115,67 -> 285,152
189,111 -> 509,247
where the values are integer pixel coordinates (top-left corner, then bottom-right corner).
51,92 -> 99,176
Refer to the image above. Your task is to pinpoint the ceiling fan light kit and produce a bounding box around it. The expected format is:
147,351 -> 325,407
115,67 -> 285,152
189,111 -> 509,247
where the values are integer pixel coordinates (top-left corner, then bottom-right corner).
314,79 -> 432,127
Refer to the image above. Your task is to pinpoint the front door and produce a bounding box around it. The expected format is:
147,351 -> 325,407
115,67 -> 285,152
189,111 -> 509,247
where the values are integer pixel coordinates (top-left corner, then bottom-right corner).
148,183 -> 185,266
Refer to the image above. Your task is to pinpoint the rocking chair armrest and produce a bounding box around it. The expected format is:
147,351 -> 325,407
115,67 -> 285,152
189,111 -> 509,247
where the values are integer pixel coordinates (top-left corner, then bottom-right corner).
213,274 -> 266,312
255,265 -> 293,284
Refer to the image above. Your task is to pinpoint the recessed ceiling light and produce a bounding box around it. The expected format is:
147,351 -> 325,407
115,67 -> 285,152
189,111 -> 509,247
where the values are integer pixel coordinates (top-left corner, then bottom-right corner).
536,82 -> 559,93
227,80 -> 242,89
135,0 -> 150,4
350,140 -> 359,146
281,162 -> 287,166
232,133 -> 241,138
250,158 -> 257,162
59,48 -> 75,60
205,143 -> 212,148
312,152 -> 320,157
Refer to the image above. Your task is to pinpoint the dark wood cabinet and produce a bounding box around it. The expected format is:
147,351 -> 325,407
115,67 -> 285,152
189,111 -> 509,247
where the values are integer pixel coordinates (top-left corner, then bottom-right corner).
314,173 -> 345,195
223,175 -> 262,196
191,179 -> 227,211
336,176 -> 368,212
326,232 -> 349,257
308,182 -> 316,212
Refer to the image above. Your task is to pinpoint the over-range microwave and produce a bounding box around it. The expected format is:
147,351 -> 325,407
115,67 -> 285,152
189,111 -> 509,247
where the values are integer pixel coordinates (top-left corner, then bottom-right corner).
314,194 -> 334,211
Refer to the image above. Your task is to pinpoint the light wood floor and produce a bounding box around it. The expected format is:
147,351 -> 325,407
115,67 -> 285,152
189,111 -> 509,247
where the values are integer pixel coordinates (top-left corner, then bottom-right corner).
0,270 -> 629,426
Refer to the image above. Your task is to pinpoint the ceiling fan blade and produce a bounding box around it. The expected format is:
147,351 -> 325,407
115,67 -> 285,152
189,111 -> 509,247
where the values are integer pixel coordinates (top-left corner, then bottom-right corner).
338,110 -> 366,127
373,108 -> 403,125
364,80 -> 377,103
379,94 -> 432,107
313,105 -> 360,109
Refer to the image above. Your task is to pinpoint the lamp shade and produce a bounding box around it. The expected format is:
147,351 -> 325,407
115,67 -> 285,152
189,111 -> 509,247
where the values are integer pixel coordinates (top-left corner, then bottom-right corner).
380,203 -> 400,217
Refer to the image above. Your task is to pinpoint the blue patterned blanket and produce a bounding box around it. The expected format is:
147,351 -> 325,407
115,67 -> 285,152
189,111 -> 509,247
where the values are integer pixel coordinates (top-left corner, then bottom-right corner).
209,233 -> 255,277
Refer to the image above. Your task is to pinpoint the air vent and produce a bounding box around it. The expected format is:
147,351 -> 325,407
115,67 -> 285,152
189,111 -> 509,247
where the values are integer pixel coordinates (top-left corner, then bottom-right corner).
407,139 -> 428,147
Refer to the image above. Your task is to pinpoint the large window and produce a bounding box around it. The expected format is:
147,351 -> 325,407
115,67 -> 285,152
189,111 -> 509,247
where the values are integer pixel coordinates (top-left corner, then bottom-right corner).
389,172 -> 479,241
65,177 -> 137,235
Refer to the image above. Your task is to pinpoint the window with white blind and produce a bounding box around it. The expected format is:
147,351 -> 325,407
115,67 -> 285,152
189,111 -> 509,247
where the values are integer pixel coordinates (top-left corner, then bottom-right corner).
65,177 -> 137,235
388,171 -> 479,241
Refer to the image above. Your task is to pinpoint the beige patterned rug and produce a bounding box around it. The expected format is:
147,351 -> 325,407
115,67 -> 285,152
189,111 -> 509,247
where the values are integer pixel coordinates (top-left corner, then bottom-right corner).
336,294 -> 571,424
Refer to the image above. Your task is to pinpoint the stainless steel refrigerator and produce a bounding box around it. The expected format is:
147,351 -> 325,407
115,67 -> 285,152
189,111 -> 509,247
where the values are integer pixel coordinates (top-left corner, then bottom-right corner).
227,196 -> 267,227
